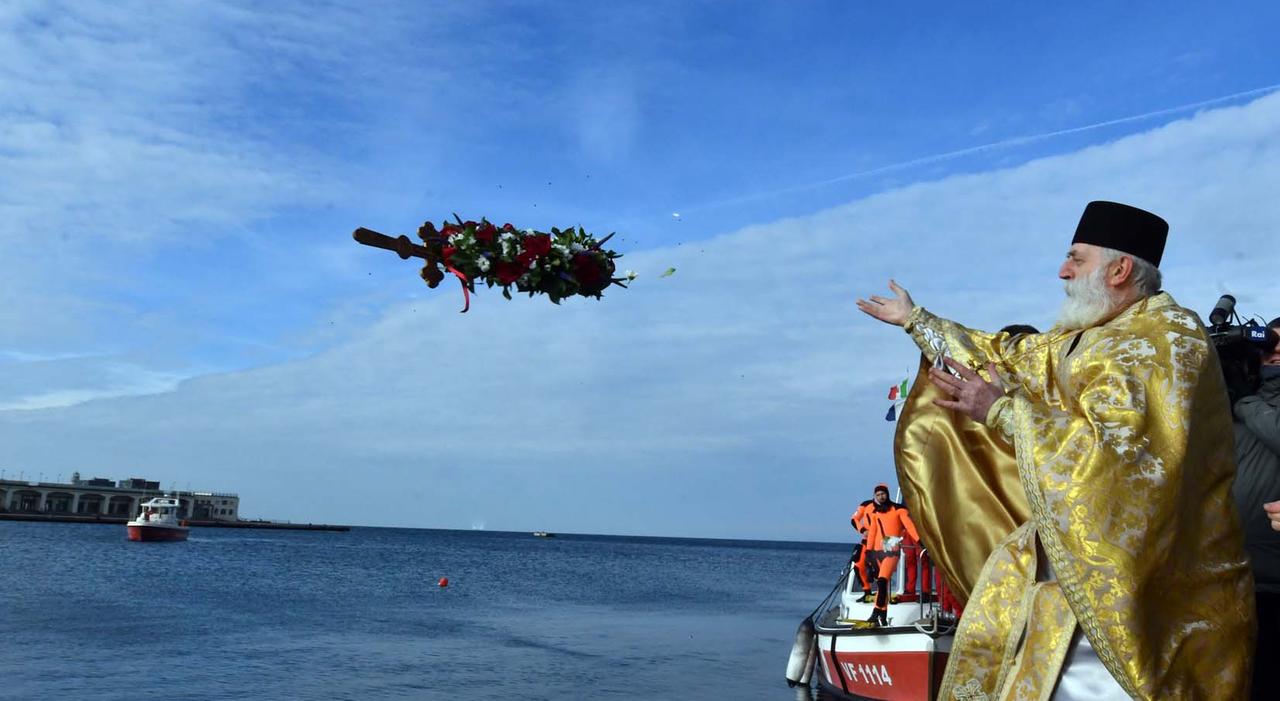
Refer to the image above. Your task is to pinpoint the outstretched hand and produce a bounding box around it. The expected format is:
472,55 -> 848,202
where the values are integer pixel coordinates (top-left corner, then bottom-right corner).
928,357 -> 1006,423
856,279 -> 914,327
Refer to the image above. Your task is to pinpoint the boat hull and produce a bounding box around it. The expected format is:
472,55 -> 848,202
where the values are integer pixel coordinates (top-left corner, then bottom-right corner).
127,525 -> 189,542
814,628 -> 949,701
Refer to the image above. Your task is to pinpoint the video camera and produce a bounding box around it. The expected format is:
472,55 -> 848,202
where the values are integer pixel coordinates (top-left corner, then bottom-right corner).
1207,294 -> 1279,403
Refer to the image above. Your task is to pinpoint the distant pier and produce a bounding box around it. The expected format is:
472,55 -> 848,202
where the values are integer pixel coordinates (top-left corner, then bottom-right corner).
1,474 -> 348,532
0,512 -> 349,532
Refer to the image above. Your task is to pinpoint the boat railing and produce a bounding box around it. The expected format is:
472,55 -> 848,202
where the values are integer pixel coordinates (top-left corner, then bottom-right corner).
907,547 -> 958,635
824,542 -> 954,633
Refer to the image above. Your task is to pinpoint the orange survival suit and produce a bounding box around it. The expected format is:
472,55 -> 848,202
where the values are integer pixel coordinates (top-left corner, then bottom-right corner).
850,499 -> 876,593
862,485 -> 920,626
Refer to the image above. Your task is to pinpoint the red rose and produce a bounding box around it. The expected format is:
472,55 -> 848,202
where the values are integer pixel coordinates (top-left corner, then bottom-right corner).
441,244 -> 456,265
501,223 -> 516,232
441,223 -> 457,237
523,234 -> 552,257
493,260 -> 525,285
571,251 -> 610,295
474,222 -> 497,243
517,250 -> 537,268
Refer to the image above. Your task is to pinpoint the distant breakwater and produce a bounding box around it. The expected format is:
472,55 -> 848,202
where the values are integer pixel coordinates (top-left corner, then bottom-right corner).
0,512 -> 349,532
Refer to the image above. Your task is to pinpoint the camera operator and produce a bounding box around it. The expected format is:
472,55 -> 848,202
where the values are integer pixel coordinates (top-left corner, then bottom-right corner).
1234,316 -> 1280,700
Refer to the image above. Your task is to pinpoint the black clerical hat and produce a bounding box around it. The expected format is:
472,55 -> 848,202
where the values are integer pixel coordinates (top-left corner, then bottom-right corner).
1071,201 -> 1168,267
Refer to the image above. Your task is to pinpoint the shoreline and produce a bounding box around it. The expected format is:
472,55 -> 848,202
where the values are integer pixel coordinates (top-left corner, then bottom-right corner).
0,512 -> 349,532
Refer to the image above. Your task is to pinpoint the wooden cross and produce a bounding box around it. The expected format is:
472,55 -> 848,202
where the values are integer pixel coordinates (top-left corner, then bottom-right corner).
352,227 -> 445,287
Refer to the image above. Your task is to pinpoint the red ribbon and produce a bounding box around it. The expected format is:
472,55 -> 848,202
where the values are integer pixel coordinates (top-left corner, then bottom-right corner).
446,265 -> 470,313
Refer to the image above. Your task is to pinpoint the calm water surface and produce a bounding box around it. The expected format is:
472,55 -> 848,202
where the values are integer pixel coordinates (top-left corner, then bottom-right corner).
1,521 -> 850,700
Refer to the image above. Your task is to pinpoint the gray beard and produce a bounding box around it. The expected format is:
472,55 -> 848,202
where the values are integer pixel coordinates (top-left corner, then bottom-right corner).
1056,268 -> 1117,330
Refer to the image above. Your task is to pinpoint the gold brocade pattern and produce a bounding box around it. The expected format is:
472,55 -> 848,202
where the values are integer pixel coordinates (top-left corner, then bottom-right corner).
938,523 -> 1038,699
998,583 -> 1077,701
896,293 -> 1255,700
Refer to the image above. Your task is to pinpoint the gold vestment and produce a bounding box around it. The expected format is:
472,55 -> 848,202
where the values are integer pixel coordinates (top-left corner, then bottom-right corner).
895,292 -> 1254,700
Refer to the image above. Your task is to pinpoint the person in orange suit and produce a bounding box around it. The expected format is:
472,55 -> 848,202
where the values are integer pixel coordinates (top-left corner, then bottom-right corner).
863,484 -> 920,626
850,494 -> 876,600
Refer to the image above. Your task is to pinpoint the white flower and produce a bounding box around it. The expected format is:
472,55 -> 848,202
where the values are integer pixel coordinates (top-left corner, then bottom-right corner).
499,231 -> 517,243
552,244 -> 570,256
569,243 -> 584,252
524,228 -> 535,235
625,270 -> 638,280
476,256 -> 490,272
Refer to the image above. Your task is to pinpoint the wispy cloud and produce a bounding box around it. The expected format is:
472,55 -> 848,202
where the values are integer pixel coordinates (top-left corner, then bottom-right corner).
0,355 -> 188,410
680,82 -> 1280,214
0,350 -> 105,363
0,3 -> 342,246
0,1 -> 496,366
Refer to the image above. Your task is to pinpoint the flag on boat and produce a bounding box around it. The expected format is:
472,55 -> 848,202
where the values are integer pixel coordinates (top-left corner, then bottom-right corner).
884,377 -> 910,421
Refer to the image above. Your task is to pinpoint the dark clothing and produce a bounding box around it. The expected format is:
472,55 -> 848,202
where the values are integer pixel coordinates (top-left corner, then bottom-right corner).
1233,375 -> 1280,593
1253,592 -> 1280,701
1233,374 -> 1280,701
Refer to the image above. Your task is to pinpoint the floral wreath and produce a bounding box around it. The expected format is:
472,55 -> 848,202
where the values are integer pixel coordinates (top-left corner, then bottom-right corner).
353,216 -> 632,312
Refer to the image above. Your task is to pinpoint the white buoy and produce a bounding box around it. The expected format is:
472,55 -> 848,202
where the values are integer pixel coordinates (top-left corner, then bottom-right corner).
799,635 -> 818,685
784,617 -> 817,688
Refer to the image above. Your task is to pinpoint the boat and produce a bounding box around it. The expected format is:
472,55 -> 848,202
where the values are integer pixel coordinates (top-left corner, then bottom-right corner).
787,545 -> 956,700
126,496 -> 190,542
532,531 -> 555,538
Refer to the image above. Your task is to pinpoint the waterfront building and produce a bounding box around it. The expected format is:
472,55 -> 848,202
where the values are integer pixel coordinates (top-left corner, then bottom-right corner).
0,472 -> 239,521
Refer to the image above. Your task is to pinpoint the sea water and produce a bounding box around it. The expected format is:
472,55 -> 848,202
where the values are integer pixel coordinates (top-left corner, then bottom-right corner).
0,521 -> 851,700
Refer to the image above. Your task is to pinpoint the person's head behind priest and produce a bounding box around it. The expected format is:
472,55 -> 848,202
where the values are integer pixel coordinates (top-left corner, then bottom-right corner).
1056,201 -> 1167,331
1264,317 -> 1280,367
1000,324 -> 1040,337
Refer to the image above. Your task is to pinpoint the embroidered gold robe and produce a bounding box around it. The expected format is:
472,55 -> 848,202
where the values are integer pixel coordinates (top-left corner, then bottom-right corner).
895,292 -> 1253,700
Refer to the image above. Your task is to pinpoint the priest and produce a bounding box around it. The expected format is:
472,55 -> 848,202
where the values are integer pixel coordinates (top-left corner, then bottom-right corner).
856,201 -> 1254,700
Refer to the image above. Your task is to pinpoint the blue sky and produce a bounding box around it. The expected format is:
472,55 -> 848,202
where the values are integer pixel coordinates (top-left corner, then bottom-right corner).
1,1 -> 1278,540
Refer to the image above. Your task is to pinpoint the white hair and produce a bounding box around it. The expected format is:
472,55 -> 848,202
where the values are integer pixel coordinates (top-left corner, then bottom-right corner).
1096,247 -> 1162,297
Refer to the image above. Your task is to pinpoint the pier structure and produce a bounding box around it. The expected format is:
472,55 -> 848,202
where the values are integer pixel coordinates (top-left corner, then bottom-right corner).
0,472 -> 239,521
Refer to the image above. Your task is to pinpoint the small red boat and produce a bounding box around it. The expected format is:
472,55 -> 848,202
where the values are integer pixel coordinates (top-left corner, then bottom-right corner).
126,496 -> 189,542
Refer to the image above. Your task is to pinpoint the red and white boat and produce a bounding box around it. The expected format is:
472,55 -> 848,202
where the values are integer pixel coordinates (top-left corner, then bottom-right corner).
787,547 -> 956,700
126,496 -> 190,542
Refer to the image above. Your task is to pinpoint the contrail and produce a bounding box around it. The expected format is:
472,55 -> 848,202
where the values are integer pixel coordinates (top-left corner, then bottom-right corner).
681,83 -> 1280,213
